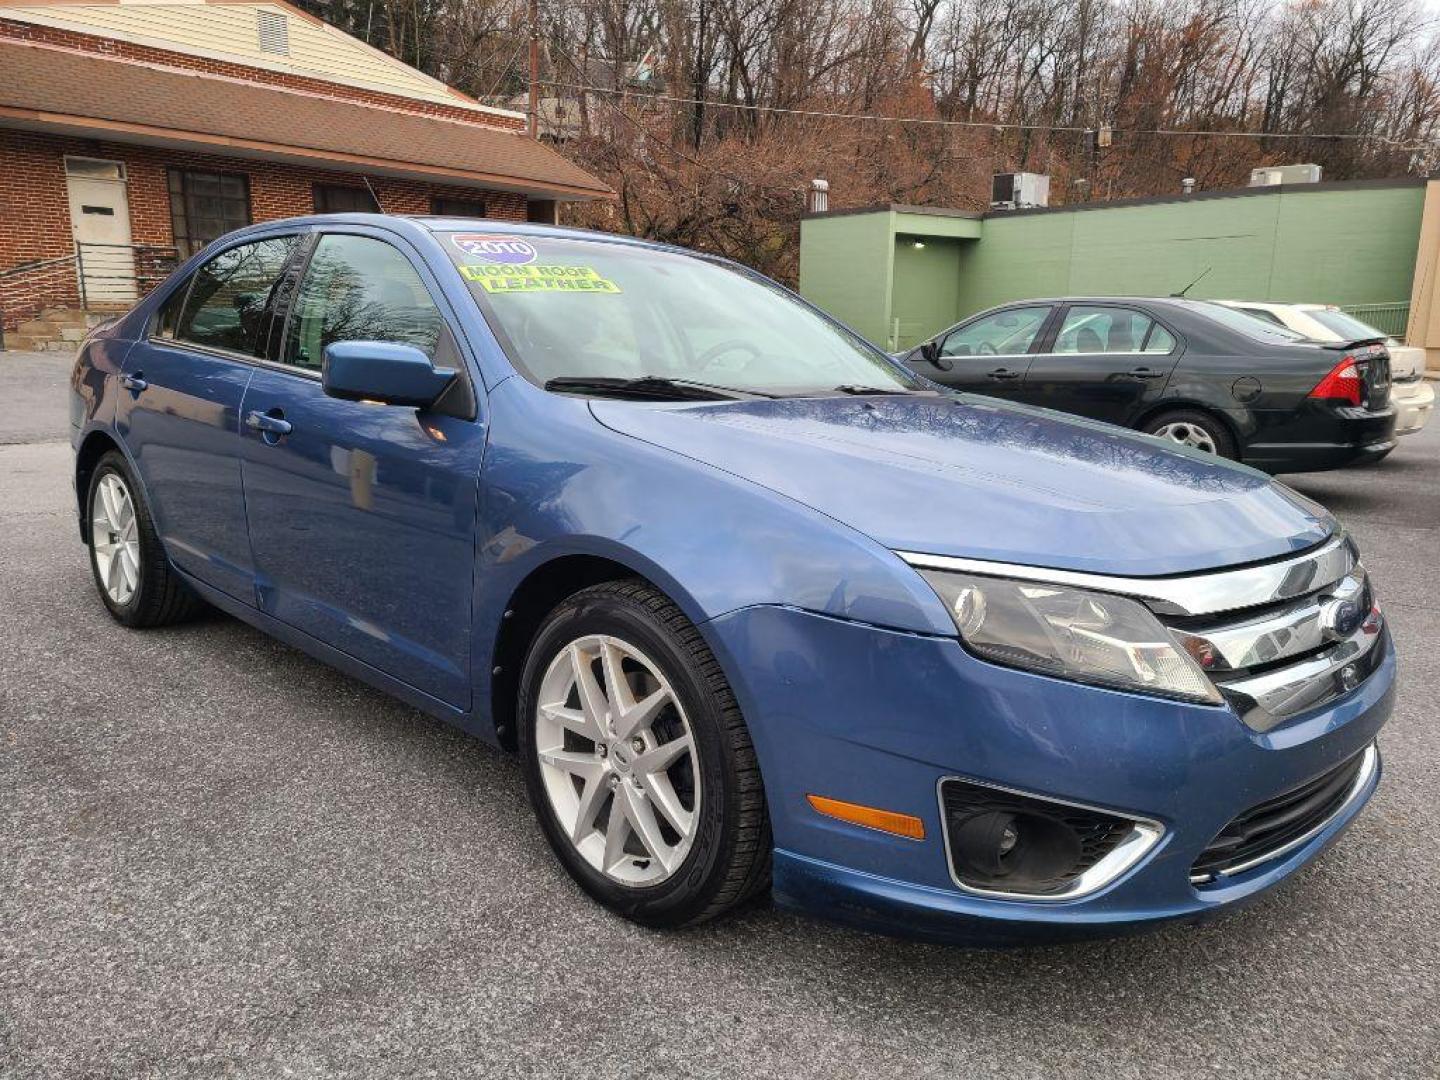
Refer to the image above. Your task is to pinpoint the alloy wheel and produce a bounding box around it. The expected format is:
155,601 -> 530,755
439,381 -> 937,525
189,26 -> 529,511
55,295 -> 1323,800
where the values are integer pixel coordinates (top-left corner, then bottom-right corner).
533,634 -> 700,886
91,473 -> 141,605
1151,421 -> 1218,455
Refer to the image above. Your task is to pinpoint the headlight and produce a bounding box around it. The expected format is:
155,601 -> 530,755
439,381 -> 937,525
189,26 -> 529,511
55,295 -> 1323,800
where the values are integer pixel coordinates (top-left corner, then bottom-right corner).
918,570 -> 1222,704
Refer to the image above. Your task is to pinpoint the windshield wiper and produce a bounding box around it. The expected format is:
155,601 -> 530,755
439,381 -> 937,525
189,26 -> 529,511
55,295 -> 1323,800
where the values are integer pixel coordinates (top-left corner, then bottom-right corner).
829,384 -> 925,396
544,375 -> 774,401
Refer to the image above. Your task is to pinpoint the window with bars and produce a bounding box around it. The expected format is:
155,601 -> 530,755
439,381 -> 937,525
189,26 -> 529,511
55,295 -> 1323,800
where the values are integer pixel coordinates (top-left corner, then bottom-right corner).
167,168 -> 252,258
430,194 -> 488,218
313,184 -> 381,214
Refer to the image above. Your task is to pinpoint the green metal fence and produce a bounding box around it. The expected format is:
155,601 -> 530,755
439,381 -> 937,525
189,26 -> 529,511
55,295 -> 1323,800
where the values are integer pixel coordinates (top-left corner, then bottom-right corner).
1340,301 -> 1410,339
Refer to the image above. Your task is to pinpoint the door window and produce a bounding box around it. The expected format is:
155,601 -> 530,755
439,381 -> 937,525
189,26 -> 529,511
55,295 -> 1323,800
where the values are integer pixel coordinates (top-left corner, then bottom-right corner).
284,234 -> 443,371
175,236 -> 299,356
1053,306 -> 1162,354
941,306 -> 1053,358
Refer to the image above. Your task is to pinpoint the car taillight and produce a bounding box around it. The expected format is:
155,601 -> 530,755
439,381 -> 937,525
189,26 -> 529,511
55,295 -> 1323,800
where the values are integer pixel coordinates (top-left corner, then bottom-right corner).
1309,356 -> 1364,407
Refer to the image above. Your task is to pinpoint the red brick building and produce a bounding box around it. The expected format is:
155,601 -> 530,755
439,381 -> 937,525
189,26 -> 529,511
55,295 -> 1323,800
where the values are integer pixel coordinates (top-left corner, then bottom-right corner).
0,0 -> 612,330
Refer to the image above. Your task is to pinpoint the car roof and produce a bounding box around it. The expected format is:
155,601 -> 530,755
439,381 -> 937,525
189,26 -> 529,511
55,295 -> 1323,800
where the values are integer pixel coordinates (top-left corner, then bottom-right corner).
1215,299 -> 1335,313
220,213 -> 677,253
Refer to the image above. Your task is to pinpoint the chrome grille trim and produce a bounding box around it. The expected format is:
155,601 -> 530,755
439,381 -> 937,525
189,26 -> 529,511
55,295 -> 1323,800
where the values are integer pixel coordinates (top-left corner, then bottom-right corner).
896,534 -> 1354,617
1169,571 -> 1367,673
1214,624 -> 1384,732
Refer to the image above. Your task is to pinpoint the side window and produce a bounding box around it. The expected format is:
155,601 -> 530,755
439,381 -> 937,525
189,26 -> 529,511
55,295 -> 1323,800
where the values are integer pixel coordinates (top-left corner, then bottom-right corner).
1143,323 -> 1178,354
1053,306 -> 1155,354
175,236 -> 299,356
941,306 -> 1053,358
284,234 -> 443,371
153,274 -> 193,339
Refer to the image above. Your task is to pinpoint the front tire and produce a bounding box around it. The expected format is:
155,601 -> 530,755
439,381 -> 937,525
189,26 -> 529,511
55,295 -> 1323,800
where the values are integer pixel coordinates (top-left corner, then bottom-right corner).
86,450 -> 202,627
517,580 -> 771,928
1143,409 -> 1237,460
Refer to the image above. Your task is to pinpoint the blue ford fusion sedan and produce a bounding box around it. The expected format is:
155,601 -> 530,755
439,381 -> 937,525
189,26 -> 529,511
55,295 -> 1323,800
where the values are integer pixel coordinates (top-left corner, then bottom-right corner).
69,215 -> 1393,942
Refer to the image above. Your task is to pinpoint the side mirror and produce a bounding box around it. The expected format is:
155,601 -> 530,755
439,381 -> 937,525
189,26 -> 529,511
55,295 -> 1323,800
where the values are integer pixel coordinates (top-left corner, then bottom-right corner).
322,341 -> 456,409
919,340 -> 953,371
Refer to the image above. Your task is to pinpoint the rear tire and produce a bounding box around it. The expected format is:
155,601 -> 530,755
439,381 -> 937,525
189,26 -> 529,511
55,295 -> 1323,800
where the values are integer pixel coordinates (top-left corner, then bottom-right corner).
517,580 -> 771,928
1143,409 -> 1237,460
86,450 -> 203,628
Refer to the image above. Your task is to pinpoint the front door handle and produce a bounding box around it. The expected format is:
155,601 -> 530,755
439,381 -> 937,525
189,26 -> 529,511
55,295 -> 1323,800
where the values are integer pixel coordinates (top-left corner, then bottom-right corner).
986,367 -> 1023,381
120,372 -> 147,393
1126,366 -> 1166,379
245,409 -> 293,438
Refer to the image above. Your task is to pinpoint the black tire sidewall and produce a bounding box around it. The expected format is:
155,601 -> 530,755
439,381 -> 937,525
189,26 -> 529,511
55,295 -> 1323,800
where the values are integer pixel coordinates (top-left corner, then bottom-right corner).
86,454 -> 146,624
517,588 -> 737,926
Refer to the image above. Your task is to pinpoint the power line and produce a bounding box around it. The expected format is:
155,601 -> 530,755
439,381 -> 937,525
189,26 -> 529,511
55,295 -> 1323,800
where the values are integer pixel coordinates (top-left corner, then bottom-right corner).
546,80 -> 1428,148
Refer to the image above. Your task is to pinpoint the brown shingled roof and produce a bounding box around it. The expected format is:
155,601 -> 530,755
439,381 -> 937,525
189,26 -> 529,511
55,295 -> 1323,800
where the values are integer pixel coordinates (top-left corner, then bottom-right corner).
0,39 -> 614,200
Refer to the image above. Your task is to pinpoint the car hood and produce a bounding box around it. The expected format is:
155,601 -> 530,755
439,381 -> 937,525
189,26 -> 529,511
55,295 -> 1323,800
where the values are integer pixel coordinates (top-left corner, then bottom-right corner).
590,394 -> 1336,576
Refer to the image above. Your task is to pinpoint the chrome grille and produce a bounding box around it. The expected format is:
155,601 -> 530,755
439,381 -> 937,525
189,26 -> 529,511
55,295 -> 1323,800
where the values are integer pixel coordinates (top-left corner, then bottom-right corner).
899,533 -> 1385,731
1147,539 -> 1385,731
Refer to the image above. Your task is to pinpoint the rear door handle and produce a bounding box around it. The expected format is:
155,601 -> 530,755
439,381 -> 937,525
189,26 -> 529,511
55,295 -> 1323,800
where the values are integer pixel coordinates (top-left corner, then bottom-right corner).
1126,366 -> 1166,379
120,372 -> 147,392
986,367 -> 1023,381
244,410 -> 293,437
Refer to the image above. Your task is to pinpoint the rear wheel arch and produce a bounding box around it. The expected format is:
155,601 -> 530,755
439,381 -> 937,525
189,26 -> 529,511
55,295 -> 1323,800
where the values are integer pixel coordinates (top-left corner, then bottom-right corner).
1134,401 -> 1243,446
74,430 -> 123,540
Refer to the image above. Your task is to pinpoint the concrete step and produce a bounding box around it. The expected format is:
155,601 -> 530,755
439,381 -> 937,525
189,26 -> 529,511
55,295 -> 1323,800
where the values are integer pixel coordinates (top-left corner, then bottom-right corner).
3,335 -> 75,353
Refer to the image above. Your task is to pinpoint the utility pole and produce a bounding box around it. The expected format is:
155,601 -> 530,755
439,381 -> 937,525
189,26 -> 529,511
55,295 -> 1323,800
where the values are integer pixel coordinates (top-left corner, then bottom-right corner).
527,0 -> 539,139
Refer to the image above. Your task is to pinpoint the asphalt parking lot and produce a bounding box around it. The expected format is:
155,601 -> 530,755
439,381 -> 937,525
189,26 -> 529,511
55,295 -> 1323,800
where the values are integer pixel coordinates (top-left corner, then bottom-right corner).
2,348 -> 1437,1079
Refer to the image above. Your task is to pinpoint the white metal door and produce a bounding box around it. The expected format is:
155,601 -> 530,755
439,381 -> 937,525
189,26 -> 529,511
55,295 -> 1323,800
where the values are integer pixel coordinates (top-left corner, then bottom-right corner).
65,157 -> 136,306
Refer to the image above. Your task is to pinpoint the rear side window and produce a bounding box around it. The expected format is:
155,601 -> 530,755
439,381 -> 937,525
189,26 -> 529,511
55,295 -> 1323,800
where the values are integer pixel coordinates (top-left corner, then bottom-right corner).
153,275 -> 193,339
283,234 -> 443,370
175,236 -> 299,356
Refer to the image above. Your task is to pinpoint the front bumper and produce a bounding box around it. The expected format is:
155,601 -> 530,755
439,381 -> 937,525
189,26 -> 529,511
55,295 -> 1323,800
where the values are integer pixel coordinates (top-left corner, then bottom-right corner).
704,605 -> 1395,944
1392,378 -> 1434,436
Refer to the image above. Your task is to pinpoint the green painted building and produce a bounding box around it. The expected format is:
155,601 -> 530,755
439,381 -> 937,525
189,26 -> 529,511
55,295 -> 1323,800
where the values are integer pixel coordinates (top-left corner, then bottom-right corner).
799,179 -> 1428,351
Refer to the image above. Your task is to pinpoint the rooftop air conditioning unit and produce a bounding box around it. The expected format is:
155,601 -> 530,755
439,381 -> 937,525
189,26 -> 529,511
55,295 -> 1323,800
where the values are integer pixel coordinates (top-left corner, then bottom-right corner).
1249,164 -> 1322,187
991,172 -> 1050,210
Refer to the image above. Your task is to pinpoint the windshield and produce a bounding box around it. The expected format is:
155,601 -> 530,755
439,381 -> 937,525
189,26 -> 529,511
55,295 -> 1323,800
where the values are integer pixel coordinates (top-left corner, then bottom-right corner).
1307,307 -> 1385,342
1195,301 -> 1310,343
441,233 -> 925,395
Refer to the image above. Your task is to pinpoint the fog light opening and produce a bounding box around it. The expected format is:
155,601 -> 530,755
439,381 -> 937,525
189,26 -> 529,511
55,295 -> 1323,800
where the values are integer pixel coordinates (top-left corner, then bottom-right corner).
951,810 -> 1083,889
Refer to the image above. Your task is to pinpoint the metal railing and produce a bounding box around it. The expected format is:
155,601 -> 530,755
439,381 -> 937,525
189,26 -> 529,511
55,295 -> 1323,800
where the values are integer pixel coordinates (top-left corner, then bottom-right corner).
74,241 -> 179,309
1340,301 -> 1411,340
1,242 -> 178,342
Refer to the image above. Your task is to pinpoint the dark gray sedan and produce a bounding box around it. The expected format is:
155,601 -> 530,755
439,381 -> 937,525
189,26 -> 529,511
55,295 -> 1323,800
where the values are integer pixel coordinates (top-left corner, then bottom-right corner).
899,296 -> 1396,472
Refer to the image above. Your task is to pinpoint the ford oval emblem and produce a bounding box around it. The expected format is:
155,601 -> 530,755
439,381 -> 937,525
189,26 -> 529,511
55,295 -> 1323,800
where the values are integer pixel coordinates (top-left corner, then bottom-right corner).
1318,596 -> 1363,642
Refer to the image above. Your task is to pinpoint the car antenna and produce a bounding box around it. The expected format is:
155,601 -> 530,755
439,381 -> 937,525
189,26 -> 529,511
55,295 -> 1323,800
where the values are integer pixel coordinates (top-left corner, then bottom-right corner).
361,174 -> 387,214
1172,266 -> 1212,298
